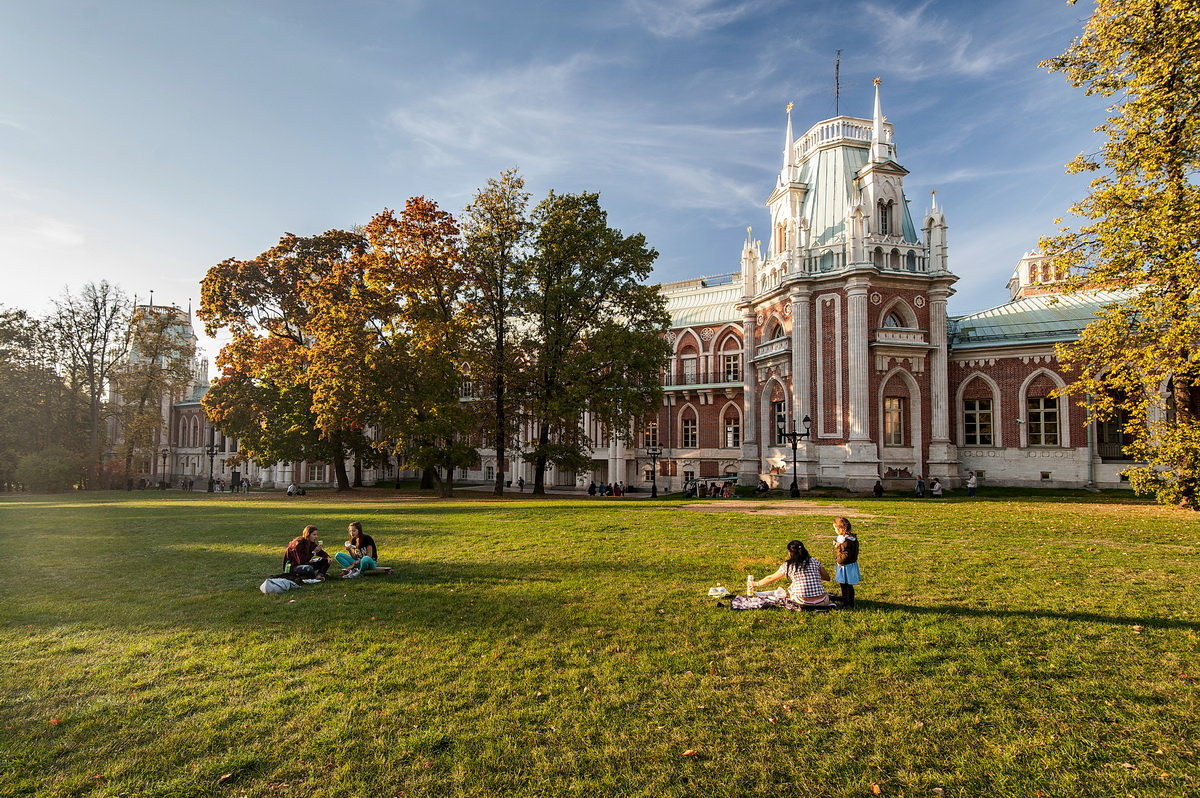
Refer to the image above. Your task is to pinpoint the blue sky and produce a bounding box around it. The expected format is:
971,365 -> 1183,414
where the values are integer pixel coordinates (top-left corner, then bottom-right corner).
0,0 -> 1103,358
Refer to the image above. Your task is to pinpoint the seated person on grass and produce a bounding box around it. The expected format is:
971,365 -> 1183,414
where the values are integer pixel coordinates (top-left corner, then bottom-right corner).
335,521 -> 378,579
732,539 -> 837,611
283,525 -> 331,579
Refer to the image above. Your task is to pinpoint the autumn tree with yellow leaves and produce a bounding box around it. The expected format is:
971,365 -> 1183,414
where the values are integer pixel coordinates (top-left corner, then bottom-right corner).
1042,0 -> 1200,507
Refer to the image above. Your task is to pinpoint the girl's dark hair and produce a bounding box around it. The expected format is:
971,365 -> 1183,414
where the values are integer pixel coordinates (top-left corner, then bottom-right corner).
785,540 -> 811,573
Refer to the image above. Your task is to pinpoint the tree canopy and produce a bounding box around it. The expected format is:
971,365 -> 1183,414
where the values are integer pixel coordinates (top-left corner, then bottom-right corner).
1041,0 -> 1200,506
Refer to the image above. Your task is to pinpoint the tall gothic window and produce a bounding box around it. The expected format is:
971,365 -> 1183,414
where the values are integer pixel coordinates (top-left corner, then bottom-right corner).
724,414 -> 741,448
878,201 -> 893,236
1027,396 -> 1059,447
884,397 -> 905,446
963,398 -> 994,446
682,416 -> 698,448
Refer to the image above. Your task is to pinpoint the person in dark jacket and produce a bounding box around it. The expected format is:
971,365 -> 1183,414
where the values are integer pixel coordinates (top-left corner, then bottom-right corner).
283,525 -> 330,578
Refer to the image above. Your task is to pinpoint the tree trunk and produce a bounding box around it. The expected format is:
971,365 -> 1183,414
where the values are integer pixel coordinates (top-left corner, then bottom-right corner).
421,466 -> 435,490
492,344 -> 506,496
353,455 -> 363,488
331,437 -> 352,491
394,455 -> 402,489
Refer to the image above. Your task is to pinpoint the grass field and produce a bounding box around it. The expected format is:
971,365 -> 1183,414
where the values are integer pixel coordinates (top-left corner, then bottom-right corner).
0,489 -> 1197,797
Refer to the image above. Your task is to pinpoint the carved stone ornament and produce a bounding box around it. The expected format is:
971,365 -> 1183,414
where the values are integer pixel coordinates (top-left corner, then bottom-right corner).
700,327 -> 714,341
756,313 -> 763,324
870,292 -> 882,305
783,303 -> 792,317
914,295 -> 927,308
667,330 -> 677,344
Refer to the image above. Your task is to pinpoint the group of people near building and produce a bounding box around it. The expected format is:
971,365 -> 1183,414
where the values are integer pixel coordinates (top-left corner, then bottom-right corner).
588,481 -> 628,496
282,522 -> 379,580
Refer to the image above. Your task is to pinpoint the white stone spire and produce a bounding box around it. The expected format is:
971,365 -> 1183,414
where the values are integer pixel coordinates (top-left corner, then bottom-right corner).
782,102 -> 794,179
870,78 -> 888,162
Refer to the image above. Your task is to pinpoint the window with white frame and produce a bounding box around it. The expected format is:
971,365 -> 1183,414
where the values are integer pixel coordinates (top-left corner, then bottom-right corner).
1027,396 -> 1059,446
724,414 -> 741,448
884,397 -> 905,446
682,416 -> 698,448
963,398 -> 994,446
721,353 -> 741,382
681,352 -> 698,384
878,201 -> 892,236
486,465 -> 495,480
306,463 -> 326,482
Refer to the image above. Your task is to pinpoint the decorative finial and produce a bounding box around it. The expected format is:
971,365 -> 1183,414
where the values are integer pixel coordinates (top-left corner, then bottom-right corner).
786,102 -> 793,113
873,77 -> 881,86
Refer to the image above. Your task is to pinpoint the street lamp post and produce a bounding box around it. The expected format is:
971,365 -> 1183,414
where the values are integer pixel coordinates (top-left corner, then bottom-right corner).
160,448 -> 170,489
646,445 -> 662,498
778,415 -> 812,498
205,444 -> 218,493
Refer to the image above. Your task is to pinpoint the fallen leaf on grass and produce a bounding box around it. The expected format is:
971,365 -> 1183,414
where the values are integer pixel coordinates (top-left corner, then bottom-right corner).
682,749 -> 698,757
49,718 -> 61,725
871,784 -> 882,795
1132,625 -> 1144,634
217,773 -> 234,783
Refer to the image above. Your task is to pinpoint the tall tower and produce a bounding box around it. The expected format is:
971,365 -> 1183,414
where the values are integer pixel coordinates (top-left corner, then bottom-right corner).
739,80 -> 958,490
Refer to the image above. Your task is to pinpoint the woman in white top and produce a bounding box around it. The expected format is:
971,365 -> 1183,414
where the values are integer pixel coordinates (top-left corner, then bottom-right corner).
749,540 -> 835,607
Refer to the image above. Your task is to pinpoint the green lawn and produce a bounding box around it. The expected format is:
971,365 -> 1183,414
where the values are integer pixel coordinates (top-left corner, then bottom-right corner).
0,490 -> 1197,797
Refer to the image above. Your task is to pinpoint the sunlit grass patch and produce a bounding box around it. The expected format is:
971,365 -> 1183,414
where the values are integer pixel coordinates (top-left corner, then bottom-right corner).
0,490 -> 1197,797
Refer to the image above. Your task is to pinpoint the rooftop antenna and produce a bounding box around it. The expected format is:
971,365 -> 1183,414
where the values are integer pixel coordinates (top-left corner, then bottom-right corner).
834,49 -> 842,116
149,289 -> 154,309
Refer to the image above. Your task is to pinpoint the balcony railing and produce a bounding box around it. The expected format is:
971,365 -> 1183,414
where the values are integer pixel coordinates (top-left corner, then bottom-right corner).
662,370 -> 742,387
754,337 -> 790,360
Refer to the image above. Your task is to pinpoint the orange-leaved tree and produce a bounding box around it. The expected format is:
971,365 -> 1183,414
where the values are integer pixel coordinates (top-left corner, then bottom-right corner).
199,229 -> 374,491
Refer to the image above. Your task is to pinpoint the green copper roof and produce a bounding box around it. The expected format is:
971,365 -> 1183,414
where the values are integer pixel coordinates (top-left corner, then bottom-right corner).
661,276 -> 743,328
949,290 -> 1134,349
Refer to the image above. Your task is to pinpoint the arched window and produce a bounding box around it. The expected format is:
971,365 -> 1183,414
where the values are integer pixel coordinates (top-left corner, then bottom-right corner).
906,251 -> 917,271
765,321 -> 784,341
719,334 -> 743,382
722,405 -> 742,448
680,407 -> 699,448
1023,373 -> 1064,447
883,312 -> 904,328
679,344 -> 699,385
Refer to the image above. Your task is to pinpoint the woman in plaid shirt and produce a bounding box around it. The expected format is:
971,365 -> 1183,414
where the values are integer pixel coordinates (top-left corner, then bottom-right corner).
749,540 -> 836,608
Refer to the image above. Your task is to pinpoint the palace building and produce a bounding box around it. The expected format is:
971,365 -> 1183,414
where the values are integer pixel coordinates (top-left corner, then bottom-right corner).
141,82 -> 1127,494
579,82 -> 1130,494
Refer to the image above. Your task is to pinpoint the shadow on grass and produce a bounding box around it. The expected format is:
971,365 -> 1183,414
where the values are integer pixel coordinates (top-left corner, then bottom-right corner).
864,599 -> 1200,632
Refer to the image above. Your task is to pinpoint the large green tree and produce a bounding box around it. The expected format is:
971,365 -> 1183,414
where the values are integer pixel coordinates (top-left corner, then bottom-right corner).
0,307 -> 85,490
521,191 -> 671,495
1041,0 -> 1200,507
460,170 -> 533,496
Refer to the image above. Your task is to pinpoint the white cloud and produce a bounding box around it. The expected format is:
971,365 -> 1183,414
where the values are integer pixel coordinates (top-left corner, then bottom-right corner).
0,213 -> 86,249
624,0 -> 778,39
385,54 -> 772,215
860,1 -> 1019,79
0,117 -> 22,129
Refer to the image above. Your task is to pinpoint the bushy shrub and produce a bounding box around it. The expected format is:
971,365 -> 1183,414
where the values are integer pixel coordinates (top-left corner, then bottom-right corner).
14,447 -> 81,493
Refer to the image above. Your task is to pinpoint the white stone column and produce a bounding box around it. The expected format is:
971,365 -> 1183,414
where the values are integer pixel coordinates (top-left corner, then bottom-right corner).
789,287 -> 817,487
739,310 -> 759,484
842,277 -> 881,490
925,285 -> 960,484
846,280 -> 871,442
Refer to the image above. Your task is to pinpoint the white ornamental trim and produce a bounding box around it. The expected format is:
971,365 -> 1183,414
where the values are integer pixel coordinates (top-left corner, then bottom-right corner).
914,296 -> 927,308
870,292 -> 882,305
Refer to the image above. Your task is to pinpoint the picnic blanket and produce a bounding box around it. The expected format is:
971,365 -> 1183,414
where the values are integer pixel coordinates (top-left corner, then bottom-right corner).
729,594 -> 836,612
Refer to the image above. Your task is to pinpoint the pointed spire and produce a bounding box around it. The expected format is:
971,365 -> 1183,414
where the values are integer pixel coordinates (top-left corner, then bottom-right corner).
783,102 -> 794,177
871,78 -> 887,162
930,190 -> 938,212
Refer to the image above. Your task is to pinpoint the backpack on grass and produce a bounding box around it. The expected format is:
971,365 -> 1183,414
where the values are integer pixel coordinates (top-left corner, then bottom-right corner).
259,577 -> 299,594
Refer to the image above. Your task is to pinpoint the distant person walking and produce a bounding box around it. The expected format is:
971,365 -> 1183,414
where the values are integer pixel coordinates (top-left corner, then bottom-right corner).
915,475 -> 925,498
966,471 -> 978,498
